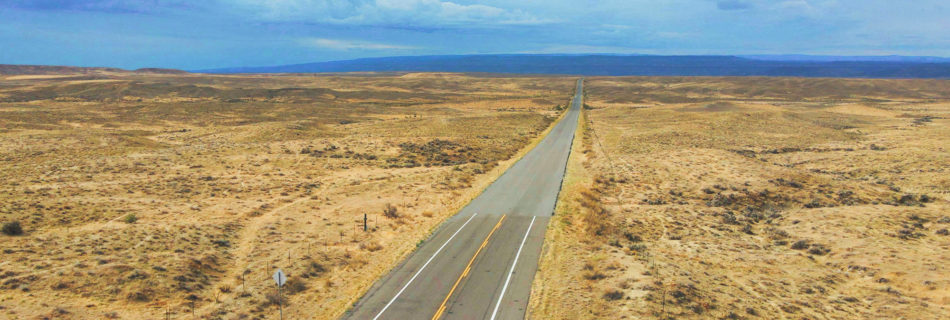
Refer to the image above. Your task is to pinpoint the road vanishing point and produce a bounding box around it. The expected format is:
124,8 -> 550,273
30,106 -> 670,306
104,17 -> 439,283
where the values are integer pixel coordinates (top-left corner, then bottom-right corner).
343,78 -> 584,320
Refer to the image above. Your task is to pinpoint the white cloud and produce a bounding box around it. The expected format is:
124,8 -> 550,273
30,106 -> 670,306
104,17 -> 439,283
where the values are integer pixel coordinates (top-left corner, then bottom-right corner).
231,0 -> 545,27
298,37 -> 418,50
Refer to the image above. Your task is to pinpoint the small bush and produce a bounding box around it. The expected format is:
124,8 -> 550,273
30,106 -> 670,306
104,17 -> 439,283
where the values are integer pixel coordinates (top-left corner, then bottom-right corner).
804,200 -> 823,208
623,232 -> 642,242
766,227 -> 789,239
897,228 -> 924,240
721,213 -> 739,225
283,278 -> 307,294
583,270 -> 607,281
50,281 -> 72,290
741,224 -> 754,235
303,260 -> 326,278
603,289 -> 624,300
263,292 -> 287,306
808,244 -> 830,255
2,221 -> 23,236
126,288 -> 154,302
123,214 -> 138,224
382,203 -> 399,219
360,241 -> 384,252
790,240 -> 810,250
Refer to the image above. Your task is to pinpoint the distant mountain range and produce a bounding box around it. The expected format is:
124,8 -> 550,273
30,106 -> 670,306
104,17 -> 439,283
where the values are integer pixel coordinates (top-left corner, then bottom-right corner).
5,54 -> 949,79
198,54 -> 950,79
0,64 -> 186,75
741,54 -> 950,63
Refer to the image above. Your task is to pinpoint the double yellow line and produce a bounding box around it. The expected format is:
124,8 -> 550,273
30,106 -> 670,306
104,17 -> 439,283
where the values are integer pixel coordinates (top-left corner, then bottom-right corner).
431,214 -> 507,320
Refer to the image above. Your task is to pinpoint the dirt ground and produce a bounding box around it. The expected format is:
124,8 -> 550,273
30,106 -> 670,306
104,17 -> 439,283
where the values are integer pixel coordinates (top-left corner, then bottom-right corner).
531,77 -> 950,319
0,70 -> 576,319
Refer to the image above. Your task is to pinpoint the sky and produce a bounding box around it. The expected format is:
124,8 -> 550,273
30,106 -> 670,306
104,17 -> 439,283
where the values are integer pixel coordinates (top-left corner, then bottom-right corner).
1,0 -> 948,70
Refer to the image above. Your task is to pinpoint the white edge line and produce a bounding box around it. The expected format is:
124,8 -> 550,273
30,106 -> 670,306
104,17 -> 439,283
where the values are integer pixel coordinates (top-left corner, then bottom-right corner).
373,213 -> 479,320
489,216 -> 537,320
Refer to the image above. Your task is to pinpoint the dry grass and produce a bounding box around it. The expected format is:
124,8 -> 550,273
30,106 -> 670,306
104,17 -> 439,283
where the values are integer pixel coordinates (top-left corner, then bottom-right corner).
531,76 -> 950,319
0,71 -> 575,319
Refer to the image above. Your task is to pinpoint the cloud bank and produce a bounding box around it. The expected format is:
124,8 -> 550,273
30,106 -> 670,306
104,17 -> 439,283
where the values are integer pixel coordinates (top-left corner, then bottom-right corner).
1,0 -> 948,69
298,37 -> 418,50
231,0 -> 545,27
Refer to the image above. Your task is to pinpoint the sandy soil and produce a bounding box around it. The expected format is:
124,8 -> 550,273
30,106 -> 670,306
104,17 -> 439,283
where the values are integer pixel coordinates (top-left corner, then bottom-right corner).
531,76 -> 950,319
0,72 -> 576,319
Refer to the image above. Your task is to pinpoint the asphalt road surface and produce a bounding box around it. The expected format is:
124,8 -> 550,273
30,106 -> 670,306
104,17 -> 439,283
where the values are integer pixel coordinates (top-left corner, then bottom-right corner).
343,79 -> 583,320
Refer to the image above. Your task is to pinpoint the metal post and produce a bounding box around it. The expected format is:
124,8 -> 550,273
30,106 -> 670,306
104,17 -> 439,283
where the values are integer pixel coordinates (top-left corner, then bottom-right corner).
363,213 -> 368,231
660,285 -> 666,318
277,282 -> 283,320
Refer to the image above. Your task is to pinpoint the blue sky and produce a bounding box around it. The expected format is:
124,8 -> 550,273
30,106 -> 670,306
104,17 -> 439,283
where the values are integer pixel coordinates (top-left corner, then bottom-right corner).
1,0 -> 948,69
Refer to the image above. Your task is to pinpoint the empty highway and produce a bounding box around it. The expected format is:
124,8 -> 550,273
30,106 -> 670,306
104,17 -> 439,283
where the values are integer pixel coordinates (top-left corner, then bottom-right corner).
343,78 -> 584,320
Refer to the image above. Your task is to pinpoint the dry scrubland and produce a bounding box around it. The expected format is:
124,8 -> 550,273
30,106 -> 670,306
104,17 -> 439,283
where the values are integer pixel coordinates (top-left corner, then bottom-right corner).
532,77 -> 950,319
0,70 -> 575,319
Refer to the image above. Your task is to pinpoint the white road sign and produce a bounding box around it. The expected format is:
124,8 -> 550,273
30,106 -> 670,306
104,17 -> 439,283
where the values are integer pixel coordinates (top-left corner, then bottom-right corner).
273,269 -> 287,287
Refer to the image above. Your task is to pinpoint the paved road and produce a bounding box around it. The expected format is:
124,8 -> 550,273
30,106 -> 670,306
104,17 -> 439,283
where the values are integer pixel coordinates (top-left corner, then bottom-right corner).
343,79 -> 583,320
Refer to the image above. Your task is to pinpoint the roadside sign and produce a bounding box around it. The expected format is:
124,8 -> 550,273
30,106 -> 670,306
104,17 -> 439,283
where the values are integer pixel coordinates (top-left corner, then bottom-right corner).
273,269 -> 287,287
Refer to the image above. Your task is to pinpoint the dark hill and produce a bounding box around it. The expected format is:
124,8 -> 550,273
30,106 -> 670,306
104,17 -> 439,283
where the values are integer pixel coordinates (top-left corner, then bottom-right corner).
0,64 -> 186,75
198,54 -> 950,79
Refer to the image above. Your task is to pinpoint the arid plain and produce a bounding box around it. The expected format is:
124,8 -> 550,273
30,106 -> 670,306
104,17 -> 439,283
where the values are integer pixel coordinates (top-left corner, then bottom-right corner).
530,77 -> 950,319
0,69 -> 575,319
2,70 -> 949,320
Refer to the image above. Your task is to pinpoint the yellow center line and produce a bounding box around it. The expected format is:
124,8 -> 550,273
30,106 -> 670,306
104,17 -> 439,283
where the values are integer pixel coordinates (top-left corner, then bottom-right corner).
431,214 -> 507,320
